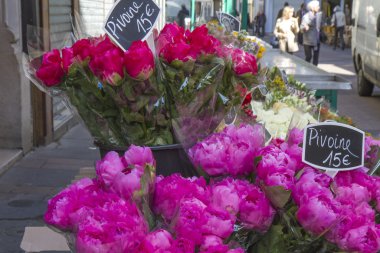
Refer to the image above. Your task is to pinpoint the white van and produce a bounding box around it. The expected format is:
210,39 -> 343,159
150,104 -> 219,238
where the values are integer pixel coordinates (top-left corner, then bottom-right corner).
351,0 -> 380,96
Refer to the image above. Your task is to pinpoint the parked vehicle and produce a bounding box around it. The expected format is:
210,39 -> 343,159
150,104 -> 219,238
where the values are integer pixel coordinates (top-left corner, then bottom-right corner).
351,0 -> 380,96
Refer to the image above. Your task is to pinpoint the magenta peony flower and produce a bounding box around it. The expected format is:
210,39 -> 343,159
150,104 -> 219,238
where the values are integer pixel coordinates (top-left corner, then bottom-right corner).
209,178 -> 241,215
160,41 -> 196,63
156,23 -> 186,55
292,167 -> 333,205
170,237 -> 196,252
199,235 -> 229,252
72,38 -> 92,61
124,41 -> 155,80
188,133 -> 231,176
222,124 -> 265,150
327,202 -> 375,244
256,145 -> 297,190
201,207 -> 235,239
75,198 -> 148,253
95,151 -> 125,189
187,25 -> 221,56
337,224 -> 380,253
296,194 -> 341,236
36,49 -> 64,86
110,168 -> 143,201
135,229 -> 173,252
44,178 -> 96,230
238,183 -> 275,232
153,174 -> 209,221
335,183 -> 372,206
287,128 -> 304,146
231,48 -> 258,75
171,197 -> 207,246
334,168 -> 375,198
123,145 -> 156,171
189,124 -> 264,176
61,47 -> 74,73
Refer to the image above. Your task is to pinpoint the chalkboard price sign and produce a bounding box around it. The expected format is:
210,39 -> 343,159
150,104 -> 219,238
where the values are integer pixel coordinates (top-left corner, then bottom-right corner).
217,12 -> 241,33
104,0 -> 160,51
302,122 -> 365,171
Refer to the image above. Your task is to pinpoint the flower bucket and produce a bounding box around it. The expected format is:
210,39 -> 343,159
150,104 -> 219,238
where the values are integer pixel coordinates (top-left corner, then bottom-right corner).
97,143 -> 198,177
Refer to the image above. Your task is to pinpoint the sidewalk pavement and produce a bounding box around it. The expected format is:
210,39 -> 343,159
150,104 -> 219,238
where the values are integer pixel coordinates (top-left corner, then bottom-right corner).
1,38 -> 380,253
0,124 -> 99,253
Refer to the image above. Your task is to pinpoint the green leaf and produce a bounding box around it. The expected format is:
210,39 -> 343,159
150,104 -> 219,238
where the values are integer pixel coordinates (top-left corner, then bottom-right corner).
261,184 -> 291,209
253,225 -> 287,253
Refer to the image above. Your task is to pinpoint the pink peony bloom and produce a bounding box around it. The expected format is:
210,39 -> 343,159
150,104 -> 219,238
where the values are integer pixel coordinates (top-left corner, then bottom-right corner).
123,145 -> 156,171
287,128 -> 304,146
75,198 -> 148,253
201,207 -> 235,239
44,178 -> 96,230
189,134 -> 231,176
209,178 -> 241,215
160,41 -> 196,63
61,47 -> 74,73
124,41 -> 155,80
135,229 -> 174,252
256,145 -> 297,190
199,235 -> 229,253
334,168 -> 375,199
72,38 -> 92,61
170,237 -> 195,253
337,225 -> 380,253
222,124 -> 265,150
110,168 -> 143,201
36,49 -> 64,86
153,174 -> 209,221
231,48 -> 258,75
292,167 -> 333,205
171,197 -> 207,246
95,151 -> 125,189
156,23 -> 186,55
327,202 -> 375,244
335,183 -> 372,206
238,183 -> 275,232
187,25 -> 221,56
296,194 -> 341,236
189,124 -> 264,176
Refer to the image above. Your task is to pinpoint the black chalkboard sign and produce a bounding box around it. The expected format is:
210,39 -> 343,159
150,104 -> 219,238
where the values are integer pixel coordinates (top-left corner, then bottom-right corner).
302,122 -> 365,171
217,12 -> 241,32
104,0 -> 160,51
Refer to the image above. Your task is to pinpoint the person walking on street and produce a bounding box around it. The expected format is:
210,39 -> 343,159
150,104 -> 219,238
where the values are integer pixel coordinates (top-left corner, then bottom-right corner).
277,2 -> 289,20
331,6 -> 346,50
177,4 -> 190,28
254,10 -> 266,37
296,3 -> 307,45
274,6 -> 300,54
300,0 -> 320,65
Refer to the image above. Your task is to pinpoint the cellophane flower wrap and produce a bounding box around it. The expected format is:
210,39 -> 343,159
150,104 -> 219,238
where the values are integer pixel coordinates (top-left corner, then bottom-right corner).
29,35 -> 173,147
27,38 -> 127,146
156,23 -> 230,147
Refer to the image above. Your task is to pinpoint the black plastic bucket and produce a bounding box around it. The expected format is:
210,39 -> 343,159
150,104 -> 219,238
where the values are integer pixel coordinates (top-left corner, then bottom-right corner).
97,144 -> 198,177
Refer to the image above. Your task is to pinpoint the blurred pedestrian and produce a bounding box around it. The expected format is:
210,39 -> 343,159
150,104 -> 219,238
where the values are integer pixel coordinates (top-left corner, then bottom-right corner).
300,0 -> 320,65
296,3 -> 307,44
277,2 -> 289,20
254,10 -> 266,37
274,6 -> 299,54
344,4 -> 351,25
331,6 -> 346,50
177,4 -> 189,28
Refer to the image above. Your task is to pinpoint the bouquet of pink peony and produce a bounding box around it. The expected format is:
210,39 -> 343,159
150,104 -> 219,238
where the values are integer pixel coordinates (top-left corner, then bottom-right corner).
44,137 -> 276,252
189,125 -> 380,253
